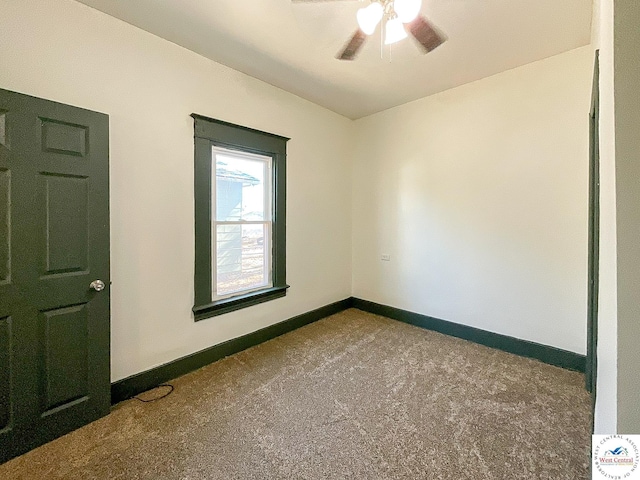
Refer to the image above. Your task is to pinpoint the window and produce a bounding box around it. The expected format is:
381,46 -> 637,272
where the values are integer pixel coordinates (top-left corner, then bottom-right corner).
192,114 -> 288,321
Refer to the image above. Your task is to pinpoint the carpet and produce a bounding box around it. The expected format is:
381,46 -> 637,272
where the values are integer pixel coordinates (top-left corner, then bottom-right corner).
0,308 -> 592,479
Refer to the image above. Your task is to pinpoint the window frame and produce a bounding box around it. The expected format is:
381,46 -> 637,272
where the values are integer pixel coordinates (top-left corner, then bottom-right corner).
192,114 -> 288,321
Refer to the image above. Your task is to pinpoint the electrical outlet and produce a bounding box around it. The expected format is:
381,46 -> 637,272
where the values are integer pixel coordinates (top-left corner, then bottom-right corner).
381,254 -> 391,261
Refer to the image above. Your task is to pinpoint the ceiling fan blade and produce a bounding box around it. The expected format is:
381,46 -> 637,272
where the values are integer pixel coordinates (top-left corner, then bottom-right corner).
406,16 -> 446,53
336,29 -> 367,61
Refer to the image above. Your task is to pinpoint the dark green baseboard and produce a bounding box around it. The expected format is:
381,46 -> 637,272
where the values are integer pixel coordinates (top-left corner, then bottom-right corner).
112,296 -> 585,404
110,298 -> 352,404
351,298 -> 586,373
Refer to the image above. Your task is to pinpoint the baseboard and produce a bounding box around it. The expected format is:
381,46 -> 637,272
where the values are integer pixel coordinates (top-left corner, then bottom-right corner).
351,298 -> 586,373
111,298 -> 353,404
112,297 -> 585,404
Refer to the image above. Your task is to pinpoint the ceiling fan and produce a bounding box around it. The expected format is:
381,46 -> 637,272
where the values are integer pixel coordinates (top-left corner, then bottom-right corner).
293,0 -> 446,61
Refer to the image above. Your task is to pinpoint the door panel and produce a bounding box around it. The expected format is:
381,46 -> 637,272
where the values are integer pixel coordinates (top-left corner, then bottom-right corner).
41,173 -> 89,276
39,304 -> 89,412
0,110 -> 7,148
0,316 -> 10,431
0,88 -> 110,464
0,169 -> 9,284
40,118 -> 87,158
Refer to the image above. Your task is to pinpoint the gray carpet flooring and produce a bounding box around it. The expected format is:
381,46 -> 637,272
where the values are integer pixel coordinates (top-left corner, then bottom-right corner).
0,308 -> 592,479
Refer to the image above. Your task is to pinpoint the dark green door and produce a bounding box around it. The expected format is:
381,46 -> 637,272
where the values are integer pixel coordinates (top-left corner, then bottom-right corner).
586,52 -> 599,406
0,88 -> 110,463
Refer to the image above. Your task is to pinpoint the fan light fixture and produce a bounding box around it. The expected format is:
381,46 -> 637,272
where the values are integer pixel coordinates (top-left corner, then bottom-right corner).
393,0 -> 422,23
354,0 -> 423,47
334,0 -> 445,61
384,17 -> 408,45
357,0 -> 422,40
357,2 -> 384,35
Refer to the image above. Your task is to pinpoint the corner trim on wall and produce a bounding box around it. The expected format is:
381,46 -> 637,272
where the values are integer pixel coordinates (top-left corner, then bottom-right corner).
351,298 -> 586,373
111,298 -> 352,404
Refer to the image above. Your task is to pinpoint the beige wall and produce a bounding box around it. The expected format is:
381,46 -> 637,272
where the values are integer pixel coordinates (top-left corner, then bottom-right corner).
594,0 -> 640,435
0,0 -> 354,381
614,0 -> 640,434
352,47 -> 593,354
592,0 -> 618,435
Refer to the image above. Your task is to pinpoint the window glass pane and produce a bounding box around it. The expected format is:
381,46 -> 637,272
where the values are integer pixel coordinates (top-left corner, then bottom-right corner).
214,150 -> 269,221
215,223 -> 271,297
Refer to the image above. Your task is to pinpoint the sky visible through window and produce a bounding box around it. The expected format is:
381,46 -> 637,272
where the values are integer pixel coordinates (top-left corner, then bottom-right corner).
214,150 -> 271,297
216,154 -> 266,220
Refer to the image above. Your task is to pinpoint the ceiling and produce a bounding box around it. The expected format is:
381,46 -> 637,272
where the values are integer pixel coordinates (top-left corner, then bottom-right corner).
75,0 -> 593,119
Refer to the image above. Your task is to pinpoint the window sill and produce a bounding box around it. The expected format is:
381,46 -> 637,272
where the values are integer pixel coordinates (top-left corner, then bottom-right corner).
193,285 -> 289,321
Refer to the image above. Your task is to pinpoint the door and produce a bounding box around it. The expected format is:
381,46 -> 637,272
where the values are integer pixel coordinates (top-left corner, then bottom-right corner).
0,88 -> 110,463
586,51 -> 599,404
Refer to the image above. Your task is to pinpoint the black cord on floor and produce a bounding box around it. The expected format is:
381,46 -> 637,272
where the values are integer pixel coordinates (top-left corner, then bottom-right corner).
133,384 -> 174,403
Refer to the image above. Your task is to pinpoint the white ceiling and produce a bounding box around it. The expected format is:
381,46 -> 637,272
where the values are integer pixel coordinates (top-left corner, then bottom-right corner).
75,0 -> 593,119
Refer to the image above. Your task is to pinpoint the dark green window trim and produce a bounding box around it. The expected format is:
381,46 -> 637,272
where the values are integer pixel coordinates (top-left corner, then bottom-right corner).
191,114 -> 289,321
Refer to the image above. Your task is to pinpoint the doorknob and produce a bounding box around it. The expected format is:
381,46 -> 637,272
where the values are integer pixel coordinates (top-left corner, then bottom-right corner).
89,280 -> 105,292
